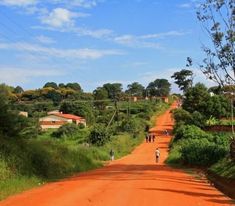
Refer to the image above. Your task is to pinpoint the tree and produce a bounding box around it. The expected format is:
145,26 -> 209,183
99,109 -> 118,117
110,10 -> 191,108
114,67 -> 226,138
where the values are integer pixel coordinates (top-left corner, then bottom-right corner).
66,83 -> 82,92
147,79 -> 171,97
125,82 -> 145,97
14,86 -> 24,94
103,83 -> 123,100
0,93 -> 29,137
182,83 -> 230,119
58,83 -> 65,88
182,83 -> 210,114
196,0 -> 235,154
171,69 -> 194,93
43,82 -> 58,89
88,124 -> 110,146
93,87 -> 109,110
60,101 -> 95,125
196,0 -> 235,86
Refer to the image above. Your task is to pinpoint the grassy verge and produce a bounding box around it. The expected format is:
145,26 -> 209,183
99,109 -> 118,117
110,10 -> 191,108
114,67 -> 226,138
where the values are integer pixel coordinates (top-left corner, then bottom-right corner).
209,158 -> 235,179
0,176 -> 41,200
0,132 -> 144,200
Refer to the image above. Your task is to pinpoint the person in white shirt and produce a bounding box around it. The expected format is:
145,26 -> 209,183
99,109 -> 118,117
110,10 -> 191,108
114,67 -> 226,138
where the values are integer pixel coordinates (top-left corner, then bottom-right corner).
155,148 -> 160,163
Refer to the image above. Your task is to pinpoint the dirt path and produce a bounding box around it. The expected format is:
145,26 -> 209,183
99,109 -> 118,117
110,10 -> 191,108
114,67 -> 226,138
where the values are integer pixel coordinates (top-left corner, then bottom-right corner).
0,102 -> 233,206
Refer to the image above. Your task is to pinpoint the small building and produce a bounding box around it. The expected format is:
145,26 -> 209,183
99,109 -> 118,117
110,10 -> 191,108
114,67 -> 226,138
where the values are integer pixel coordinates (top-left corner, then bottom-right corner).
39,113 -> 86,130
19,111 -> 28,117
161,96 -> 169,103
47,110 -> 60,115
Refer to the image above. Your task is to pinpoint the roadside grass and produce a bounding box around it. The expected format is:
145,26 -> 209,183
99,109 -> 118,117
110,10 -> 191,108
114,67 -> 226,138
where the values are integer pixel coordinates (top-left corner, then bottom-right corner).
0,176 -> 41,200
209,158 -> 235,179
0,132 -> 144,200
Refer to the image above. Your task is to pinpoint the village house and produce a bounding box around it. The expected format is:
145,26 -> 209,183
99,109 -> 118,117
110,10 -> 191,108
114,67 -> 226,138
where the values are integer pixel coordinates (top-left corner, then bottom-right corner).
39,113 -> 86,130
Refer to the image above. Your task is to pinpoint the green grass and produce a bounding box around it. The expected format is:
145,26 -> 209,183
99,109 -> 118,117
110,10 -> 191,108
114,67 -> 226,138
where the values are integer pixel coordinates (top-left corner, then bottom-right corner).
209,158 -> 235,179
0,176 -> 41,200
165,144 -> 182,166
0,132 -> 144,201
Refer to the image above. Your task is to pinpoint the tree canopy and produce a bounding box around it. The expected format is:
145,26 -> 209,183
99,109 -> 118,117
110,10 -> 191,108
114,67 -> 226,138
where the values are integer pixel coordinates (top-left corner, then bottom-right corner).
103,83 -> 123,100
171,69 -> 193,93
125,82 -> 145,97
147,79 -> 171,97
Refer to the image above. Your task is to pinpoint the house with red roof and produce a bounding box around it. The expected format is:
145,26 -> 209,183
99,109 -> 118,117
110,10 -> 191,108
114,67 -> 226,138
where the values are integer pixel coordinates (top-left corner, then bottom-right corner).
39,112 -> 86,130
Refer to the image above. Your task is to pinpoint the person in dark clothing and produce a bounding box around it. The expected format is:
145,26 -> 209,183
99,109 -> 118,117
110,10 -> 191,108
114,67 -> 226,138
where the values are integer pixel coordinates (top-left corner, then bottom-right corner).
148,133 -> 152,143
145,133 -> 149,143
152,133 -> 156,142
110,149 -> 114,161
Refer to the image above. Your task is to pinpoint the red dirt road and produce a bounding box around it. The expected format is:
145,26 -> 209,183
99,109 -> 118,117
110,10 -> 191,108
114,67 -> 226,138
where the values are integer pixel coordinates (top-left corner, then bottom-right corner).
0,103 -> 233,206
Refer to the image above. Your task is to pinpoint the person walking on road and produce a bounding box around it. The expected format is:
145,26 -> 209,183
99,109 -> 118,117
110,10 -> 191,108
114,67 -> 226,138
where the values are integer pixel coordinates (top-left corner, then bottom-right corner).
145,133 -> 149,143
110,149 -> 114,161
152,133 -> 156,142
148,133 -> 152,143
155,148 -> 160,163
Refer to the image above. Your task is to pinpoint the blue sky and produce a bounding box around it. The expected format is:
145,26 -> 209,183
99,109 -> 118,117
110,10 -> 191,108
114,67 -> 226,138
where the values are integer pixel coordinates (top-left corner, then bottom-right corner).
0,0 -> 214,92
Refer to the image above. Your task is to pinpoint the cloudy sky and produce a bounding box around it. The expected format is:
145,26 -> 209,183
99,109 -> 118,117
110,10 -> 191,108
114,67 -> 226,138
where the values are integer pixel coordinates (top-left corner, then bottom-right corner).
0,0 -> 214,92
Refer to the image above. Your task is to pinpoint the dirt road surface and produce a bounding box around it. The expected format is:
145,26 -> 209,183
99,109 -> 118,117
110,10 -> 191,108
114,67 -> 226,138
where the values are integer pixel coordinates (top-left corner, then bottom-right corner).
0,102 -> 233,206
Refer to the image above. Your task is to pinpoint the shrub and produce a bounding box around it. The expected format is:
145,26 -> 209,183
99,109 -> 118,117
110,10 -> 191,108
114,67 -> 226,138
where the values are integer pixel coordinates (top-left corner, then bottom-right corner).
180,138 -> 228,166
0,158 -> 11,180
173,125 -> 212,142
119,118 -> 146,138
88,124 -> 111,146
52,123 -> 79,138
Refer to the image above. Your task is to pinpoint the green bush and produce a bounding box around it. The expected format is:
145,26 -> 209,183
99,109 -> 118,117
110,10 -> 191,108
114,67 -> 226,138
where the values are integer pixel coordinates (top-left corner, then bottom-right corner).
173,125 -> 212,142
119,118 -> 147,138
88,124 -> 111,146
52,124 -> 79,138
180,138 -> 228,166
209,157 -> 235,179
0,158 -> 11,180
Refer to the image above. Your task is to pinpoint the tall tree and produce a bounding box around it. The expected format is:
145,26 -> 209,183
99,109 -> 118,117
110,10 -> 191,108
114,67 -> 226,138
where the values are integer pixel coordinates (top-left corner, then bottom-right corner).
14,86 -> 24,94
66,83 -> 82,92
147,79 -> 171,97
103,83 -> 123,100
171,69 -> 194,93
43,82 -> 58,89
93,87 -> 109,110
197,0 -> 235,87
125,82 -> 145,97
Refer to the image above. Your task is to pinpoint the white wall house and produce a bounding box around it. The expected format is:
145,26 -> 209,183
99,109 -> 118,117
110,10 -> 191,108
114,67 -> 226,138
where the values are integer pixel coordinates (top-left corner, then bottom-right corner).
39,113 -> 86,130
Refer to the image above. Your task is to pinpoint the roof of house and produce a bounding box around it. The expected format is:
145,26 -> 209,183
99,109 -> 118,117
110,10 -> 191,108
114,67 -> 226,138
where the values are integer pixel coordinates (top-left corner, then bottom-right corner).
53,113 -> 85,121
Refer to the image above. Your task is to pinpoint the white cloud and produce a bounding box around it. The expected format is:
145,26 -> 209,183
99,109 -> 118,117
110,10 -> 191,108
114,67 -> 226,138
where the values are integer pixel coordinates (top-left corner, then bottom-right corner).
140,31 -> 189,39
0,42 -> 123,59
33,24 -> 113,39
0,0 -> 37,6
36,35 -> 56,44
178,3 -> 192,8
41,8 -> 79,27
0,67 -> 64,85
0,0 -> 101,8
74,27 -> 113,38
60,0 -> 98,8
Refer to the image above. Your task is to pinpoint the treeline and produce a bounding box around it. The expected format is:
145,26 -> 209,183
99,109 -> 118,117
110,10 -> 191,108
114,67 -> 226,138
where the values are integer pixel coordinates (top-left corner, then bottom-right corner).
3,79 -> 171,103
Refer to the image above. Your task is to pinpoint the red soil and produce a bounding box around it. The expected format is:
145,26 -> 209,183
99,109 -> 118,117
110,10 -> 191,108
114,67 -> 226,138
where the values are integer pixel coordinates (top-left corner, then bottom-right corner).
0,102 -> 233,206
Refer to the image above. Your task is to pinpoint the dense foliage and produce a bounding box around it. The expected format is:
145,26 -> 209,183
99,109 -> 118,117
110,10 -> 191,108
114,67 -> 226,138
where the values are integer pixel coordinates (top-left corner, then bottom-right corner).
167,125 -> 230,166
